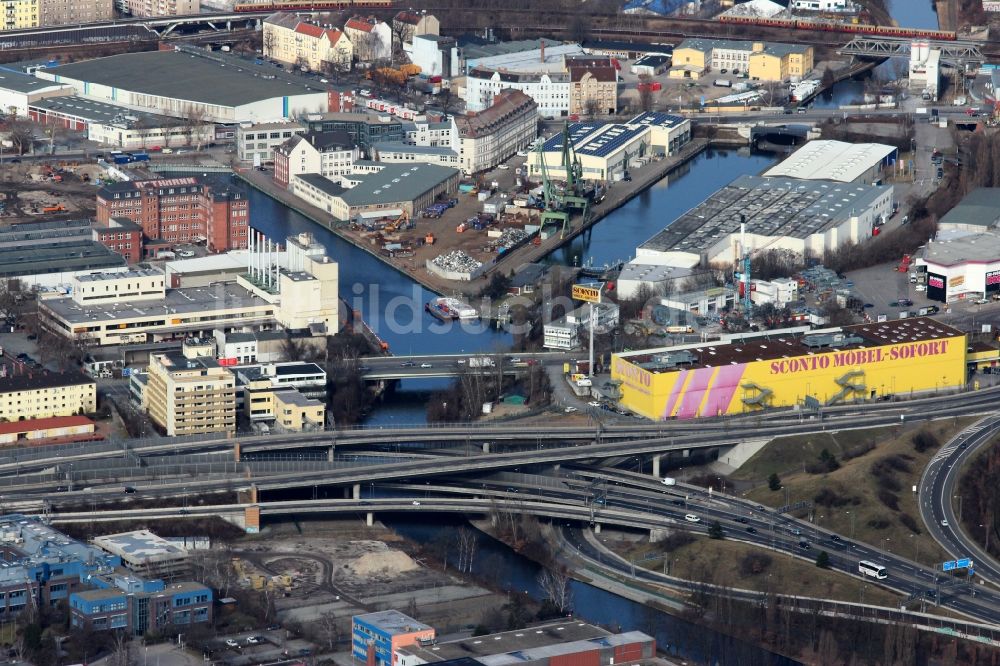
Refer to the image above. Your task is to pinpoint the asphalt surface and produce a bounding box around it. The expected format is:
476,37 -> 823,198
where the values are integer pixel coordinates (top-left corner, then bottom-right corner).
919,414 -> 1000,586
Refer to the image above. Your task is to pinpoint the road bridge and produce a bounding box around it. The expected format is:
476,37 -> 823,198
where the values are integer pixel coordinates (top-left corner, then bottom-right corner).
357,351 -> 577,380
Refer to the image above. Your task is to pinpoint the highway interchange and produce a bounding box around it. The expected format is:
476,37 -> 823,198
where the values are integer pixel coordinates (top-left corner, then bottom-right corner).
0,379 -> 997,628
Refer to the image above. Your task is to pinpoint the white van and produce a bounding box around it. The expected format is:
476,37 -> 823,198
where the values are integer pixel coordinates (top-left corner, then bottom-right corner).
661,477 -> 676,486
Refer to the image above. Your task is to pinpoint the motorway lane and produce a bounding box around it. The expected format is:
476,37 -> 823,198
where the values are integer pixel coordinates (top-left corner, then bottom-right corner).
500,473 -> 1000,622
919,414 -> 1000,585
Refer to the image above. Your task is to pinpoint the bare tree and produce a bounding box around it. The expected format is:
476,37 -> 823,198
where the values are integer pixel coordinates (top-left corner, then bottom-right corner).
181,105 -> 209,151
262,26 -> 278,58
315,610 -> 340,651
6,116 -> 34,155
109,632 -> 132,666
536,567 -> 573,614
456,526 -> 479,573
584,97 -> 601,120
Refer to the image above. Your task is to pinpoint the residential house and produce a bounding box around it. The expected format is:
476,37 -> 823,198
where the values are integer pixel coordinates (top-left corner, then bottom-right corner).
263,12 -> 353,73
344,16 -> 392,63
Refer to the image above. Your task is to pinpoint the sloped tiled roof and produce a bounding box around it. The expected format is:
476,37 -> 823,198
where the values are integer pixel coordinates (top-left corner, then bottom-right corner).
345,16 -> 375,32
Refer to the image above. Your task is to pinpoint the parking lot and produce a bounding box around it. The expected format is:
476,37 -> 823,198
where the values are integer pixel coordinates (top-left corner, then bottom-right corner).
205,630 -> 315,665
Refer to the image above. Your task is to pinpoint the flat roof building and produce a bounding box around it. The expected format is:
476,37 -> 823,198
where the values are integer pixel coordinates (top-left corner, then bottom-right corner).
353,610 -> 435,666
937,187 -> 1000,232
36,50 -> 330,123
527,112 -> 691,182
291,163 -> 460,221
0,68 -> 73,116
0,238 -> 127,288
92,530 -> 190,580
635,174 -> 892,268
146,351 -> 236,436
916,228 -> 1000,303
762,139 -> 898,185
396,621 -> 655,665
613,317 -> 966,419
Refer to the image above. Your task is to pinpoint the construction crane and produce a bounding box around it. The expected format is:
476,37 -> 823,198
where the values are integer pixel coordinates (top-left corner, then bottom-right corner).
735,215 -> 752,317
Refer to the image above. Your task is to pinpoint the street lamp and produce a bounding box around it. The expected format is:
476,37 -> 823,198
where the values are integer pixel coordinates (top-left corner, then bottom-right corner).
846,510 -> 855,540
882,537 -> 891,562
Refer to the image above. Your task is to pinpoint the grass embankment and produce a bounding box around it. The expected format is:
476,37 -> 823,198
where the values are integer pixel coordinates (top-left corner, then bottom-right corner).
740,417 -> 979,567
609,534 -> 900,607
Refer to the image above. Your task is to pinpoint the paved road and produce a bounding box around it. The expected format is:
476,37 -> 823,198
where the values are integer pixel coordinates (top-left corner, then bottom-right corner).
919,414 -> 1000,585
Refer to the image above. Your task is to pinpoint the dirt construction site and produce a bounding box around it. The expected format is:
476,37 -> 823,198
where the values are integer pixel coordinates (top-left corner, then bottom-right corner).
232,521 -> 504,637
0,161 -> 102,222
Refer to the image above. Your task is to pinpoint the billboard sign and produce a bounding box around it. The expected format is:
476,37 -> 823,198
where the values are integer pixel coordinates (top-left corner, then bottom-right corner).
956,558 -> 973,569
987,270 -> 1000,293
572,283 -> 604,303
926,272 -> 947,303
943,560 -> 956,571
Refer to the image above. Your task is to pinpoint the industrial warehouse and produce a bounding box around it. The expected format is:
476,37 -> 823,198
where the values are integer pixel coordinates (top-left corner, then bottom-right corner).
611,317 -> 967,420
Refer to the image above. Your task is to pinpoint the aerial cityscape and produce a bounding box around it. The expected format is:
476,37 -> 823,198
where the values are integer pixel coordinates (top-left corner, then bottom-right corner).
0,0 -> 999,664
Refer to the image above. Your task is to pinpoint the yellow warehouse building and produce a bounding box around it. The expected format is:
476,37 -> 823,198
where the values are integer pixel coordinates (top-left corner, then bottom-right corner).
612,318 -> 966,420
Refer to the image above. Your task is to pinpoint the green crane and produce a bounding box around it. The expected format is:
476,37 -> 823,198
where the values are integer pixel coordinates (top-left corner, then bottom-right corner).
536,121 -> 591,239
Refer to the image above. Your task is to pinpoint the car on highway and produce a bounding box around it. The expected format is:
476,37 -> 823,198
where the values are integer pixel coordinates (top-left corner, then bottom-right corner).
400,361 -> 416,367
510,357 -> 522,363
684,514 -> 701,523
420,363 -> 433,368
940,519 -> 949,527
359,366 -> 371,372
123,486 -> 136,494
746,526 -> 757,534
798,541 -> 811,550
831,534 -> 842,542
735,517 -> 748,524
671,499 -> 684,506
412,500 -> 420,506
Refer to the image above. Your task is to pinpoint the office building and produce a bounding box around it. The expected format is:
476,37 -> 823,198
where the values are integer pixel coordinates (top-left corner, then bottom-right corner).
352,610 -> 435,666
670,38 -> 813,81
36,50 -> 330,123
543,302 -> 619,350
305,111 -> 403,150
96,176 -> 250,252
263,13 -> 353,73
39,232 -> 339,346
39,0 -> 112,26
466,68 -> 569,117
290,163 -> 460,221
71,579 -> 212,635
237,362 -> 327,430
0,369 -> 96,421
92,217 -> 143,264
527,111 -> 691,182
0,515 -> 118,619
635,174 -> 892,268
454,88 -> 537,174
274,130 -> 359,187
145,345 -> 237,436
372,143 -> 460,169
236,120 -> 307,165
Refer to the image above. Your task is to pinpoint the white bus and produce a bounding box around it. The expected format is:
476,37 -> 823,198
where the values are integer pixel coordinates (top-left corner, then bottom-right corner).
858,560 -> 887,580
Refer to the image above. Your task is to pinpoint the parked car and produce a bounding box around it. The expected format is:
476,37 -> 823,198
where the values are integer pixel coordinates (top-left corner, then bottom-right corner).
684,514 -> 701,523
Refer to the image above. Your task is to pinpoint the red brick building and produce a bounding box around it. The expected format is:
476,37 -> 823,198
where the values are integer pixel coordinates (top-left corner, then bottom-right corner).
96,177 -> 250,252
92,217 -> 143,264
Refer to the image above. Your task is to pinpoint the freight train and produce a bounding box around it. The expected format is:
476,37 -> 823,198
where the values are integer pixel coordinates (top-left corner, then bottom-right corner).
233,0 -> 391,12
717,14 -> 956,41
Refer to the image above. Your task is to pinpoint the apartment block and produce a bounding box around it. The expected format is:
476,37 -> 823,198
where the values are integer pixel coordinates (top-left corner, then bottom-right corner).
343,15 -> 391,63
39,0 -> 111,26
95,176 -> 250,252
392,10 -> 438,52
454,88 -> 537,174
0,370 -> 96,421
0,0 -> 37,30
569,65 -> 618,117
124,0 -> 197,17
264,12 -> 353,73
145,348 -> 236,436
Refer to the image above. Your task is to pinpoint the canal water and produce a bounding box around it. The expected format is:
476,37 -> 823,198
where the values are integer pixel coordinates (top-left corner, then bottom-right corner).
386,516 -> 801,666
